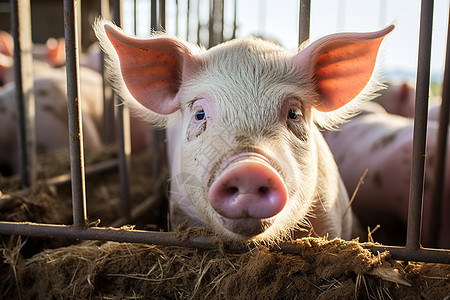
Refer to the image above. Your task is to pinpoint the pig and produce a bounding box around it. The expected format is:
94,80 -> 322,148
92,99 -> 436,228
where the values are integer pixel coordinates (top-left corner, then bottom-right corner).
323,104 -> 450,248
0,31 -> 61,86
95,19 -> 393,243
374,81 -> 443,122
0,67 -> 104,176
374,82 -> 416,118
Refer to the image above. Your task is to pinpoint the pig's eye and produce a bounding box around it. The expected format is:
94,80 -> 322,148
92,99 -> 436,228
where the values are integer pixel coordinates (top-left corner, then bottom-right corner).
195,109 -> 206,121
287,108 -> 302,120
288,109 -> 297,119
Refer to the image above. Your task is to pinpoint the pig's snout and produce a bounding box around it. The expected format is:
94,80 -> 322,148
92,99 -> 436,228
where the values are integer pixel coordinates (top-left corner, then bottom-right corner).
208,155 -> 288,235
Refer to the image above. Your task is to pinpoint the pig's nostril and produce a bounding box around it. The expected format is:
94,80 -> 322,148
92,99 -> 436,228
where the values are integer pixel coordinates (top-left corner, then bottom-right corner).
258,186 -> 269,195
226,186 -> 239,195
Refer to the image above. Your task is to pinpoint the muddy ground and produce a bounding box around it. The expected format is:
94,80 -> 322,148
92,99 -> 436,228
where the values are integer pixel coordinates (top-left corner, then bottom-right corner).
0,146 -> 448,299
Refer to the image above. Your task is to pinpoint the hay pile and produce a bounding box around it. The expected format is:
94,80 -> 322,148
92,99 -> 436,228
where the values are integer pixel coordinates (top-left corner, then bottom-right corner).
0,147 -> 449,299
1,237 -> 449,299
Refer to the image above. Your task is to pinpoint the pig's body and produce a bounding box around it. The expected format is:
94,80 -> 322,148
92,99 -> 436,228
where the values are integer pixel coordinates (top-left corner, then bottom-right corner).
96,19 -> 392,243
0,67 -> 103,176
323,104 -> 450,248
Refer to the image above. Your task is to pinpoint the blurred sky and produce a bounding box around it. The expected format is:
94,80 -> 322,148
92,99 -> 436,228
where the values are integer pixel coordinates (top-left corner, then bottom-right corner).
123,0 -> 450,84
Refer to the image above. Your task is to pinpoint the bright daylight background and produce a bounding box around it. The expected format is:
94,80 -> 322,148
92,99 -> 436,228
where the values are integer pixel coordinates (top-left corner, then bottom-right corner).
122,0 -> 450,92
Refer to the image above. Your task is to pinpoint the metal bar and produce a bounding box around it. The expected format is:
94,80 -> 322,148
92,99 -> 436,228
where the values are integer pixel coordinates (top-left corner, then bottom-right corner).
0,222 -> 217,250
99,0 -> 115,144
151,0 -> 157,30
232,0 -> 237,39
197,0 -> 202,45
186,0 -> 190,40
0,221 -> 448,263
10,0 -> 36,187
406,0 -> 434,250
159,0 -> 166,30
298,0 -> 310,46
368,245 -> 450,264
175,0 -> 179,36
63,0 -> 87,229
112,0 -> 132,222
428,3 -> 450,247
208,0 -> 213,47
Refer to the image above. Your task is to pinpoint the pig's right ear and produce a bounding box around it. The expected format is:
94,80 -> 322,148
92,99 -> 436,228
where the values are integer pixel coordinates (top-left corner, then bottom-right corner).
94,19 -> 199,116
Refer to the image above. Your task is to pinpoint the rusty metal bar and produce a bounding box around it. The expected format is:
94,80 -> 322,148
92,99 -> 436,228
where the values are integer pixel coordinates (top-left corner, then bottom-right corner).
99,0 -> 115,144
232,0 -> 237,39
0,222 -> 217,250
63,0 -> 87,229
159,0 -> 166,30
186,0 -> 191,40
10,0 -> 36,187
428,3 -> 450,247
406,0 -> 434,250
368,244 -> 450,264
112,0 -> 132,222
151,0 -> 157,30
298,0 -> 310,46
0,221 -> 448,263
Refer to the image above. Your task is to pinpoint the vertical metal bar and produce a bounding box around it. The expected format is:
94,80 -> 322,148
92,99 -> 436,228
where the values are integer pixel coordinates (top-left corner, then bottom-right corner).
186,0 -> 191,40
175,0 -> 179,36
99,0 -> 115,144
197,0 -> 201,44
10,0 -> 36,187
407,0 -> 434,250
298,0 -> 310,46
151,0 -> 157,30
159,0 -> 166,30
113,0 -> 132,222
134,0 -> 137,34
208,0 -> 214,47
63,0 -> 87,229
232,0 -> 237,39
428,3 -> 450,247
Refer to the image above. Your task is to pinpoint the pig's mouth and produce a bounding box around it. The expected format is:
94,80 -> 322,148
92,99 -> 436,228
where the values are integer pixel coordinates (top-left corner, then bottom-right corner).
207,151 -> 288,238
215,213 -> 275,236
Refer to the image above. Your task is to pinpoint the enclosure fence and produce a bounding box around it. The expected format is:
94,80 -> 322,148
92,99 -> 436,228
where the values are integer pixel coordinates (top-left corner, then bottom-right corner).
0,0 -> 449,264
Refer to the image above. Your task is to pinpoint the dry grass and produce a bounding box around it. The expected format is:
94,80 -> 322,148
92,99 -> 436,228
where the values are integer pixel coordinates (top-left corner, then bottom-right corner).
0,147 -> 449,299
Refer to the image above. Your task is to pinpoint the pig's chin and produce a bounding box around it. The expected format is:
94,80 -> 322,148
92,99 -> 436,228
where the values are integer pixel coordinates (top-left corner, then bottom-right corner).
215,213 -> 275,237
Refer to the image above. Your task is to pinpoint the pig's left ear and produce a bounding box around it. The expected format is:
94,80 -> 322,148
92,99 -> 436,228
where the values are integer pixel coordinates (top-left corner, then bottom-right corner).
293,25 -> 394,112
95,19 -> 199,116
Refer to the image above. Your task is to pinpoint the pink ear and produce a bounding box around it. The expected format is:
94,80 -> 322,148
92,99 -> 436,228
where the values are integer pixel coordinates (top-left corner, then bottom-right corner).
293,25 -> 394,112
0,31 -> 13,57
46,37 -> 66,67
104,24 -> 197,115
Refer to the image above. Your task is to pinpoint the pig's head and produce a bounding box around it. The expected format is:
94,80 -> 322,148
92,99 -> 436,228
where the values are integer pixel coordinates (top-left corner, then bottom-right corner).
95,20 -> 393,243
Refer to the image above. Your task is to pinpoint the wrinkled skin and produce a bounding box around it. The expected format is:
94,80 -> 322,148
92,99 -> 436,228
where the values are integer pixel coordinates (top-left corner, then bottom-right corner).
96,19 -> 393,243
323,103 -> 450,248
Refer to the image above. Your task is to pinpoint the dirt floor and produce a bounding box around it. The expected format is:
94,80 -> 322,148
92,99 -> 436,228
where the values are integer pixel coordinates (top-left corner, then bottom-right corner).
0,146 -> 449,299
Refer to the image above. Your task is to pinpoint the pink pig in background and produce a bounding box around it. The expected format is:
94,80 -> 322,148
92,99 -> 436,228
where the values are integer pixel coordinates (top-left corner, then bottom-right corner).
95,19 -> 393,243
323,102 -> 450,248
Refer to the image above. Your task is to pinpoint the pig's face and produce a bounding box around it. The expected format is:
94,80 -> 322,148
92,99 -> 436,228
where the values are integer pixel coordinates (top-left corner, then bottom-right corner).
174,38 -> 321,240
96,20 -> 393,243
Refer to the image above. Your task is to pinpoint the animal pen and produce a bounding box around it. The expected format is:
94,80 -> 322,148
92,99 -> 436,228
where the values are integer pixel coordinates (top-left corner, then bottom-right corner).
0,0 -> 449,298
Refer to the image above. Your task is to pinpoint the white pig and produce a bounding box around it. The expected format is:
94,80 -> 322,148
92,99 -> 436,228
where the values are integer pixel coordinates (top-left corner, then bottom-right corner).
0,67 -> 103,176
95,19 -> 393,243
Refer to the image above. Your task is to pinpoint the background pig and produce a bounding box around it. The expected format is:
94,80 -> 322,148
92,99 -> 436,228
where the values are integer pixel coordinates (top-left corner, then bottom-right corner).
0,67 -> 103,176
374,82 -> 416,117
323,104 -> 450,248
96,19 -> 393,243
374,81 -> 443,122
